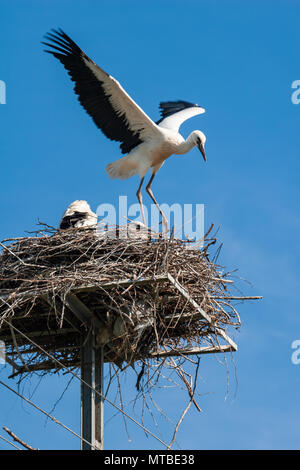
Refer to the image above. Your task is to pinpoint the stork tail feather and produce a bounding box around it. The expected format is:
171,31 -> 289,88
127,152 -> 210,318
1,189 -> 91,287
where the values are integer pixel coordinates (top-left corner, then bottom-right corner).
106,156 -> 140,180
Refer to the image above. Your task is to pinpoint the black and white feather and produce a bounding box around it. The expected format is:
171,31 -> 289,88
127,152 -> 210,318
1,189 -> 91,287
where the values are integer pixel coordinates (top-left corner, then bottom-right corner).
43,29 -> 160,155
157,100 -> 205,132
59,200 -> 97,229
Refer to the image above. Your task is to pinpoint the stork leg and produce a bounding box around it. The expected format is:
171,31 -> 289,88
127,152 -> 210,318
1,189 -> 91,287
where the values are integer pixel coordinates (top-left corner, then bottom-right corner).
136,177 -> 146,226
146,173 -> 168,233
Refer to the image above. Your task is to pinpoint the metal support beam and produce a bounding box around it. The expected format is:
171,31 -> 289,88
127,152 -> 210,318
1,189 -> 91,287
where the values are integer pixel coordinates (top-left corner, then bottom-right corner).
81,330 -> 104,450
63,293 -> 104,330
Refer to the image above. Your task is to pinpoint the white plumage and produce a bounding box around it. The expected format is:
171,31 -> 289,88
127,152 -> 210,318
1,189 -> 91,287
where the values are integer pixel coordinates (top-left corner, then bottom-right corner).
44,29 -> 207,230
59,200 -> 97,229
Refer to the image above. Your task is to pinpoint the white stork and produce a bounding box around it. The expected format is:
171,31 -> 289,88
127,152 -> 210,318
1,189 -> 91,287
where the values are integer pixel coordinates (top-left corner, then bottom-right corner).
43,29 -> 207,231
59,200 -> 97,229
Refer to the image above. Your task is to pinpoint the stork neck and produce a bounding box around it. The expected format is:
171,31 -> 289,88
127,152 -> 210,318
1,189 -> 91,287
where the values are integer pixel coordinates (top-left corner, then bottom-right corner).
175,133 -> 196,155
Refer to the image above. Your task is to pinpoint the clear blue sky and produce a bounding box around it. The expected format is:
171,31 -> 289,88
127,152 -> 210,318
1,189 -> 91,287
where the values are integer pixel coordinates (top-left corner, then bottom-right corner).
1,0 -> 300,450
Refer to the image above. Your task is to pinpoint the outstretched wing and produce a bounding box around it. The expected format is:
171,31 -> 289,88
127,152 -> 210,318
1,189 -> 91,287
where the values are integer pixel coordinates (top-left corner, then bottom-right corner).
157,100 -> 205,132
43,29 -> 161,154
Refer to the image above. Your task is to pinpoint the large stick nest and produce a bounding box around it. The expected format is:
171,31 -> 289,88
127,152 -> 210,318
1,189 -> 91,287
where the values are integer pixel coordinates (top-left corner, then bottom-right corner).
0,224 -> 243,378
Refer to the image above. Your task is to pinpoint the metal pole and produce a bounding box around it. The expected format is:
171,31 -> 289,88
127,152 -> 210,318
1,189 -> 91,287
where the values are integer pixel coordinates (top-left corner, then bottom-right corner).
81,330 -> 104,450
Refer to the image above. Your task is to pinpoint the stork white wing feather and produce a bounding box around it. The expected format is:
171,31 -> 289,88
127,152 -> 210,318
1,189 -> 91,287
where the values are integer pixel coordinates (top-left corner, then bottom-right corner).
158,106 -> 205,132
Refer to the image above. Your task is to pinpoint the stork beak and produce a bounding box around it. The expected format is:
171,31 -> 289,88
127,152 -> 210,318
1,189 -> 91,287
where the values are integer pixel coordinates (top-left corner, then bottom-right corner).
197,141 -> 207,162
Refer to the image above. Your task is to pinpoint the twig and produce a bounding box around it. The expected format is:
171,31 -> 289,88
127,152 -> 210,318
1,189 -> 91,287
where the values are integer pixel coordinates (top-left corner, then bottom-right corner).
0,432 -> 22,450
0,381 -> 95,449
168,358 -> 201,448
7,321 -> 30,372
3,426 -> 37,450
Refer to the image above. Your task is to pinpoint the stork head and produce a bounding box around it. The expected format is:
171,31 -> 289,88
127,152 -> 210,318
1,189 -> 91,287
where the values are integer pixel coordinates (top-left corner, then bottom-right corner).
193,130 -> 207,162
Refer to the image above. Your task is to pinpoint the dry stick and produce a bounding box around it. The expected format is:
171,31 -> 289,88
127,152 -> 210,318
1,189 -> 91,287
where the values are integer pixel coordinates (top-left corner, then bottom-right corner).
170,358 -> 202,413
1,237 -> 44,243
214,298 -> 241,325
212,296 -> 262,300
173,212 -> 212,242
121,264 -> 154,295
0,380 -> 95,450
212,277 -> 233,284
0,432 -> 22,450
3,426 -> 37,450
168,358 -> 201,448
7,322 -> 30,372
204,223 -> 215,240
140,387 -> 165,444
1,317 -> 171,450
170,400 -> 193,449
0,242 -> 48,269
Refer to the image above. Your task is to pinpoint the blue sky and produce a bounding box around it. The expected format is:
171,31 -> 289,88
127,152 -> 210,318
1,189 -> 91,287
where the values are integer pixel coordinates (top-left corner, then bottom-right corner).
1,0 -> 300,450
